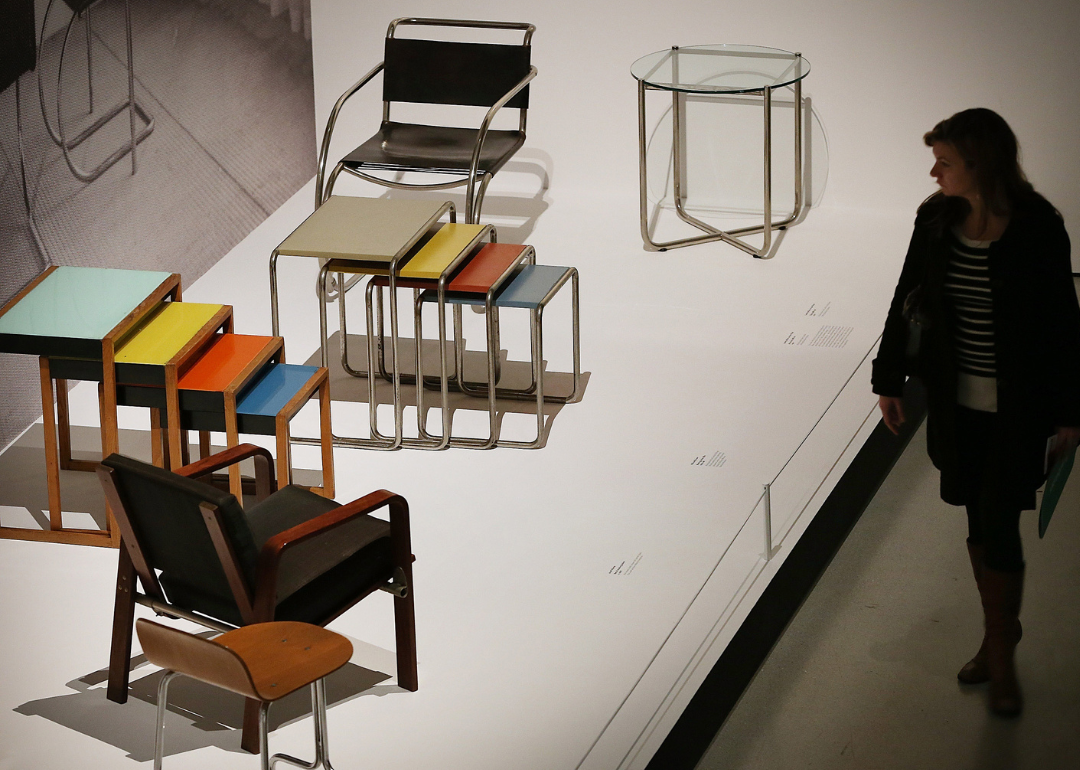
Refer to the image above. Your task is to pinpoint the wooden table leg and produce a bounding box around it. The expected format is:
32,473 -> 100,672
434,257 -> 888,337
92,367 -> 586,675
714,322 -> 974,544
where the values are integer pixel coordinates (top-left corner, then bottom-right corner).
101,350 -> 122,546
276,413 -> 291,492
225,394 -> 243,501
150,409 -> 165,468
39,357 -> 63,530
319,374 -> 334,498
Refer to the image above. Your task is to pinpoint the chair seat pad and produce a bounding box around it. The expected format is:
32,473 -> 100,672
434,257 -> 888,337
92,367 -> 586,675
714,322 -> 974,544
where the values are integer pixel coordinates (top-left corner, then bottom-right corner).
343,121 -> 524,175
161,485 -> 394,627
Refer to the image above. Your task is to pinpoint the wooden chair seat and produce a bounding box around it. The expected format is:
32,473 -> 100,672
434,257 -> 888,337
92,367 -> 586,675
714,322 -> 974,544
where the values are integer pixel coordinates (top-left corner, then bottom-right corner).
137,619 -> 353,768
137,619 -> 352,702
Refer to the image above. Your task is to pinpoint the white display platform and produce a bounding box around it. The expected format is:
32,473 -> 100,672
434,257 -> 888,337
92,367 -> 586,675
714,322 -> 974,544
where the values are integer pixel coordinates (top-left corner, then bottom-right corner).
0,181 -> 915,769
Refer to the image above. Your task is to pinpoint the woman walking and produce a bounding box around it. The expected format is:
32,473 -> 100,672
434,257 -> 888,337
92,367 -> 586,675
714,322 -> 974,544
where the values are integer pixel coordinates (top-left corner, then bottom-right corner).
872,108 -> 1080,717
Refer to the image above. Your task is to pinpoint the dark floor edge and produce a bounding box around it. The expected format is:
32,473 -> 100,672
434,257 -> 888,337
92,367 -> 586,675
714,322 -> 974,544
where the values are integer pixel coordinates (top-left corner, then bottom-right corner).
646,380 -> 928,770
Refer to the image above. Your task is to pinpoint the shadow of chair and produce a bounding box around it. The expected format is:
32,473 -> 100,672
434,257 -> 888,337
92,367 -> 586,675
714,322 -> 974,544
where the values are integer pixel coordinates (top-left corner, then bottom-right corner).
97,443 -> 416,754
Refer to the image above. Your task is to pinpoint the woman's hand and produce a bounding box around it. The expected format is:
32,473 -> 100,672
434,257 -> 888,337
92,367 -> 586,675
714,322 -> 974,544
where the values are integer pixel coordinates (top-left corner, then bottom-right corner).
878,395 -> 906,435
1048,426 -> 1080,467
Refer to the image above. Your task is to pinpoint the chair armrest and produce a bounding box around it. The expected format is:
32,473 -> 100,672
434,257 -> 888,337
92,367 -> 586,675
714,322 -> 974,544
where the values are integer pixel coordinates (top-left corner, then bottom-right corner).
175,444 -> 276,501
251,490 -> 411,620
469,66 -> 538,182
316,62 -> 385,207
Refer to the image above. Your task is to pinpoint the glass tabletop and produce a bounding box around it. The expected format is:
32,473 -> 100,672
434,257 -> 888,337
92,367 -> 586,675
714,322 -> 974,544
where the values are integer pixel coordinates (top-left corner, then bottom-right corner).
631,44 -> 809,94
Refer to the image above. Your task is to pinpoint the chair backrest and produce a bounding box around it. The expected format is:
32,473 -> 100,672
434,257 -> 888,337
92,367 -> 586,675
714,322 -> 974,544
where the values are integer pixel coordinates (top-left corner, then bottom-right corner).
136,618 -> 259,699
382,37 -> 531,109
101,454 -> 259,619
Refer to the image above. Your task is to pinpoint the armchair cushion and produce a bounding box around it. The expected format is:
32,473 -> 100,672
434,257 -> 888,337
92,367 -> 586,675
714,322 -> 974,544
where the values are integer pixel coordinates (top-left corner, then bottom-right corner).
246,485 -> 392,605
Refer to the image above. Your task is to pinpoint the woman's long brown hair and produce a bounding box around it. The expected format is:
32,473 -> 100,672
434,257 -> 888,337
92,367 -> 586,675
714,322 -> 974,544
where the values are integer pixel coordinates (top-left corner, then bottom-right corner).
921,108 -> 1036,233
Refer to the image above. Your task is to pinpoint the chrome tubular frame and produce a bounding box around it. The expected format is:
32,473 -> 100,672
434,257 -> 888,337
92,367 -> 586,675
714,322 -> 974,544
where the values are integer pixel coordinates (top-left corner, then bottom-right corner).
38,0 -> 154,183
637,52 -> 804,257
315,17 -> 536,223
451,246 -> 537,399
364,225 -> 497,449
267,679 -> 336,770
153,670 -> 182,770
495,267 -> 580,449
156,673 -> 336,770
314,61 -> 384,208
272,204 -> 456,450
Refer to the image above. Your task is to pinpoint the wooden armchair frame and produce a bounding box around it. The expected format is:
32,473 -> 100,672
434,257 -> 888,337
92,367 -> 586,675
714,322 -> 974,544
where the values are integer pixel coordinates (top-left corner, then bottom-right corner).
97,444 -> 416,754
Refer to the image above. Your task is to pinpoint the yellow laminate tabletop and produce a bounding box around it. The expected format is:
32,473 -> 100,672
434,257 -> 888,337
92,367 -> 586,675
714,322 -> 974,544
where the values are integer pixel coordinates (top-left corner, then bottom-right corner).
399,224 -> 487,280
115,303 -> 226,365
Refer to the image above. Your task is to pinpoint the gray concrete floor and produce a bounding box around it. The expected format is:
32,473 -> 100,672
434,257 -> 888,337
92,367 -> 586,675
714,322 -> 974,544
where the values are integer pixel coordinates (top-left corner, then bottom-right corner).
697,421 -> 1080,770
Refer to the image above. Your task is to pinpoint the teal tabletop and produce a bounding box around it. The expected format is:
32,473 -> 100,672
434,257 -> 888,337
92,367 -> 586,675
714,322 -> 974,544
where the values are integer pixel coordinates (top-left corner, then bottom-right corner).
0,266 -> 173,359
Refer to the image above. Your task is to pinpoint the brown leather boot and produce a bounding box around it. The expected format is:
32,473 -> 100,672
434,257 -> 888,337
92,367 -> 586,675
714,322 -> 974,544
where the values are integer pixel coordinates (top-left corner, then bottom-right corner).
957,541 -> 990,684
981,566 -> 1024,717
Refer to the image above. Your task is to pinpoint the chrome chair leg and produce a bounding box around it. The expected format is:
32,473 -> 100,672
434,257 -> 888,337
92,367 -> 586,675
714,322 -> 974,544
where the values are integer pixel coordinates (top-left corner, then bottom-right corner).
153,670 -> 182,770
270,680 -> 335,769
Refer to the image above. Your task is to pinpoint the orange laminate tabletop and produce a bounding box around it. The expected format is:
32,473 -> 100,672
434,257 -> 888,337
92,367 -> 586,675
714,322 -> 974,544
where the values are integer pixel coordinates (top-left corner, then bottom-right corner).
448,243 -> 530,294
178,333 -> 278,392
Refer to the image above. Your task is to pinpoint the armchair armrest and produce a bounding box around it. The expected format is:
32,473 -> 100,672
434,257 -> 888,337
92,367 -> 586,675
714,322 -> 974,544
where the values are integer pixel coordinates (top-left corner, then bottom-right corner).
175,444 -> 275,502
316,62 -> 385,207
252,490 -> 412,620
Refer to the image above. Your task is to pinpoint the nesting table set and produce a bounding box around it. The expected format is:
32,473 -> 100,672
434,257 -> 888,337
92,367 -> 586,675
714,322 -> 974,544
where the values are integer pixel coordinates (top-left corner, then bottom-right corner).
271,195 -> 580,451
0,266 -> 333,548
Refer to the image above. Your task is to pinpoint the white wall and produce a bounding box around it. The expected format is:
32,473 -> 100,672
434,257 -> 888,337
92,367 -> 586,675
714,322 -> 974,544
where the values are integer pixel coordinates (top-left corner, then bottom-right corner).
311,0 -> 1080,265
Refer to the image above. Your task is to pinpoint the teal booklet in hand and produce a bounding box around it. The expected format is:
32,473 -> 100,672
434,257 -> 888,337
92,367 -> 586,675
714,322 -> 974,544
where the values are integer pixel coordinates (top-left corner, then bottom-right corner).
1040,445 -> 1076,538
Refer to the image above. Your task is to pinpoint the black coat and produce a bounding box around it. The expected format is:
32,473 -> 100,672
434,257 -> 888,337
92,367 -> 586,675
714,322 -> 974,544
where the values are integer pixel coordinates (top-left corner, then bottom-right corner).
872,193 -> 1080,505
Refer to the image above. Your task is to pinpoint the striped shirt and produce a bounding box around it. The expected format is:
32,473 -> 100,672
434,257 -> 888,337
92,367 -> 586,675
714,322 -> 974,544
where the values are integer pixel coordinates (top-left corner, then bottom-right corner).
944,229 -> 998,411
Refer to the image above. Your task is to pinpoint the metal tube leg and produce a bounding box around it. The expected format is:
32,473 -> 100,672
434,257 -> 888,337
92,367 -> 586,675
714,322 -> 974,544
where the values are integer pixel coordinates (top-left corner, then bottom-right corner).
793,75 -> 803,218
414,293 -> 427,439
570,270 -> 581,401
270,252 -> 281,337
637,79 -> 655,248
533,308 -> 544,444
339,273 -> 366,377
673,90 -> 685,212
760,85 -> 772,257
154,671 -> 181,770
437,293 -> 451,443
317,263 -> 331,369
259,702 -> 272,770
314,678 -> 333,769
366,285 -> 382,438
389,278 -> 403,445
472,173 -> 493,224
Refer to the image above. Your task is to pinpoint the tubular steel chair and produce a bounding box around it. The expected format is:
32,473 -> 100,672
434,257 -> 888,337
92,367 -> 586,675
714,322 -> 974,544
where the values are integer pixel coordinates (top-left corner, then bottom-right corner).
37,0 -> 154,182
315,18 -> 536,223
137,619 -> 351,770
98,445 -> 416,754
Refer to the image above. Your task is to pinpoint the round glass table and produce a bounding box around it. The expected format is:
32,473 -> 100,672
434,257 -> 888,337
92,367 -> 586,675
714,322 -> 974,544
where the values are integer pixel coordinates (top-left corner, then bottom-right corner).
631,44 -> 810,255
